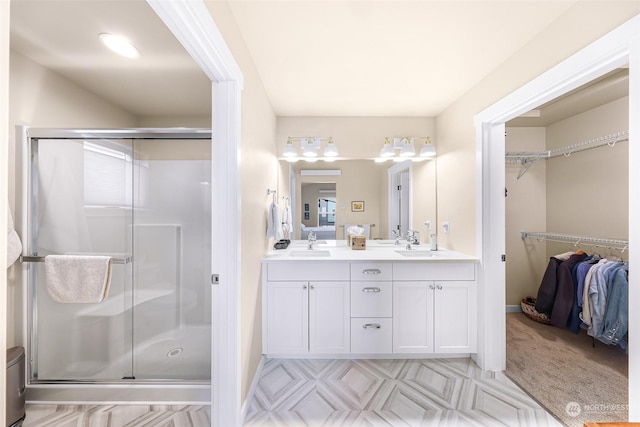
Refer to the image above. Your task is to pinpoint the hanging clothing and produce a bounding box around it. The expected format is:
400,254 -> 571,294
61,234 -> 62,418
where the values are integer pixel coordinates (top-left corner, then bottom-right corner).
534,257 -> 564,316
588,260 -> 624,338
598,265 -> 629,346
550,252 -> 587,327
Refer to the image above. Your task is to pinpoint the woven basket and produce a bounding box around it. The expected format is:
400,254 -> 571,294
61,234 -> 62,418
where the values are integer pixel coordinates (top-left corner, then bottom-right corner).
520,297 -> 551,325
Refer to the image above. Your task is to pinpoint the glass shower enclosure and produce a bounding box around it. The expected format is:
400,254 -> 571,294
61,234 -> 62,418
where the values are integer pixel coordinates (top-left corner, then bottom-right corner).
22,128 -> 211,384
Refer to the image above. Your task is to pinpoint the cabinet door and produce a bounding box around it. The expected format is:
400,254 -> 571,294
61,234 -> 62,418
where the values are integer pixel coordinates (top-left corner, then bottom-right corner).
433,281 -> 477,353
393,281 -> 434,353
309,281 -> 350,353
266,281 -> 308,354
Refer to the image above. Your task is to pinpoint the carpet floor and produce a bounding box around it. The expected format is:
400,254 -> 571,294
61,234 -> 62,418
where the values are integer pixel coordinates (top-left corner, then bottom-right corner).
506,312 -> 628,427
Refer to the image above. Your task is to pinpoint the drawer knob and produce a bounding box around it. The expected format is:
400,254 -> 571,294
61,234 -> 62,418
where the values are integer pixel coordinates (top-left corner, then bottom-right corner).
362,269 -> 381,275
362,287 -> 381,293
362,323 -> 381,329
436,285 -> 443,290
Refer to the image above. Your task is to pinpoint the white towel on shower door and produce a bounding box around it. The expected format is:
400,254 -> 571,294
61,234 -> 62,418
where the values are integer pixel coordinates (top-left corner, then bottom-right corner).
45,255 -> 113,303
7,203 -> 22,267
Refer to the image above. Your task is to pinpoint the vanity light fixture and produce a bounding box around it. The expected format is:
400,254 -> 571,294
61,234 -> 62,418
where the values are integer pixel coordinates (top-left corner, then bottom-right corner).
302,138 -> 319,157
323,137 -> 339,157
399,138 -> 416,157
98,33 -> 140,59
419,136 -> 436,157
284,136 -> 337,162
380,136 -> 436,159
283,138 -> 298,157
380,138 -> 395,157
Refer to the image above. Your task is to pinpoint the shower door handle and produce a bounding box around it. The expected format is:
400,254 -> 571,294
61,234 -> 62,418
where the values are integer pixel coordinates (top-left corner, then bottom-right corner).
211,274 -> 220,285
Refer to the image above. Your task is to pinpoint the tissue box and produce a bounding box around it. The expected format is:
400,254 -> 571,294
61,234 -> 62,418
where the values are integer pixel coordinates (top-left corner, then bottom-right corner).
351,235 -> 366,250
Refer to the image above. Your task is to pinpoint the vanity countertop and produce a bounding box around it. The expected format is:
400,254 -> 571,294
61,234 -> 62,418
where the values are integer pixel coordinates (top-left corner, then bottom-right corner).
263,240 -> 478,262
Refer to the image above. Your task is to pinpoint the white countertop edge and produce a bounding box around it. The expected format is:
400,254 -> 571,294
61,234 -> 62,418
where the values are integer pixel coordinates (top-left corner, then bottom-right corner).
263,240 -> 478,262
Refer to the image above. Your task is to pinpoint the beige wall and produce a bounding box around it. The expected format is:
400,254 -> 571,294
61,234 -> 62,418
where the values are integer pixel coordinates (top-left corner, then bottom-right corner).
1,3 -> 10,419
205,1 -> 278,403
505,127 -> 547,306
545,97 -> 629,257
136,115 -> 211,128
435,2 -> 640,255
277,116 -> 434,159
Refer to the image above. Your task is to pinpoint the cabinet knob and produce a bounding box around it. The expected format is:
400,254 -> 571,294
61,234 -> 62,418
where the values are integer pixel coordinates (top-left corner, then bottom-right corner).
362,287 -> 381,293
429,284 -> 435,290
362,269 -> 381,275
362,323 -> 381,329
303,285 -> 307,290
436,285 -> 443,290
310,284 -> 315,290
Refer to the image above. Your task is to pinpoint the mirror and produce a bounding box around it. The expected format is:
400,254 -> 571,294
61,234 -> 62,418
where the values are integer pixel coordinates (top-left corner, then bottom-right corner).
281,158 -> 437,241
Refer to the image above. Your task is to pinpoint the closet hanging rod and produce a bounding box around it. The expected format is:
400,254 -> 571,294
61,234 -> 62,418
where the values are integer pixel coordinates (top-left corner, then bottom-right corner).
521,232 -> 628,252
506,130 -> 629,164
20,255 -> 132,264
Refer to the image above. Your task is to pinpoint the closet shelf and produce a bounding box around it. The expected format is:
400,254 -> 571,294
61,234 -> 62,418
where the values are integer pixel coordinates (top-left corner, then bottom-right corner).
506,130 -> 629,180
521,231 -> 628,252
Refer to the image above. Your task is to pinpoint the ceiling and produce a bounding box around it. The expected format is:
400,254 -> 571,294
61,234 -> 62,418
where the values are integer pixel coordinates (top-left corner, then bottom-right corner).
11,0 -> 619,120
10,0 -> 211,118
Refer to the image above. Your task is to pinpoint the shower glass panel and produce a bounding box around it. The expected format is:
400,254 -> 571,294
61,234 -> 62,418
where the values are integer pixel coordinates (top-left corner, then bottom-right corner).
132,139 -> 211,380
27,130 -> 211,383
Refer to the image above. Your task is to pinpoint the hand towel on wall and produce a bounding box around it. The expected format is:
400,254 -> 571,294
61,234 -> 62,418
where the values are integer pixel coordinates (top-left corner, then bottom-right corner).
282,198 -> 292,237
45,255 -> 113,303
7,203 -> 22,267
266,201 -> 284,240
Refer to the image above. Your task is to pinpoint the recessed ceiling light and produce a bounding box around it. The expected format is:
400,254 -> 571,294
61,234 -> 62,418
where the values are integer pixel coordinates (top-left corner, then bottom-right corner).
98,33 -> 140,58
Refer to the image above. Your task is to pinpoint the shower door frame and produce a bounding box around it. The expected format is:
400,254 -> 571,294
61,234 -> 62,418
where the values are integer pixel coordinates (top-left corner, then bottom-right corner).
146,2 -> 244,426
21,127 -> 213,386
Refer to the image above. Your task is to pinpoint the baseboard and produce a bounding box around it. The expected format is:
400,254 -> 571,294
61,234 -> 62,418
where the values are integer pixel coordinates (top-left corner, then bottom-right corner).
506,305 -> 522,313
240,355 -> 265,423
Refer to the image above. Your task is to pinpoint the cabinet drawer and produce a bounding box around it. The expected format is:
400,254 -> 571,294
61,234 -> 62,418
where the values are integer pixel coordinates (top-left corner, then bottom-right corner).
392,262 -> 475,281
350,262 -> 392,281
350,318 -> 392,353
351,282 -> 392,317
268,262 -> 350,281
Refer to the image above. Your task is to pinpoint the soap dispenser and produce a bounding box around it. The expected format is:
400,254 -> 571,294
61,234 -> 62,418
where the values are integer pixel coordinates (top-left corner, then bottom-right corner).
430,234 -> 438,251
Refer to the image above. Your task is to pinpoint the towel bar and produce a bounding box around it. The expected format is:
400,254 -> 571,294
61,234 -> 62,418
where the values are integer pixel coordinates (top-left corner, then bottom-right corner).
20,255 -> 132,265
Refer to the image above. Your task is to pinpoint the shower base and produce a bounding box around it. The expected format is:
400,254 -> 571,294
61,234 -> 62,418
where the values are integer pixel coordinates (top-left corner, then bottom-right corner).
27,325 -> 211,404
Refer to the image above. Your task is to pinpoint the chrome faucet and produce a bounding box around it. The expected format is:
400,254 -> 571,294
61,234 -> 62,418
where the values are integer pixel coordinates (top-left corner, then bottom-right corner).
392,229 -> 402,245
406,230 -> 420,245
307,231 -> 317,249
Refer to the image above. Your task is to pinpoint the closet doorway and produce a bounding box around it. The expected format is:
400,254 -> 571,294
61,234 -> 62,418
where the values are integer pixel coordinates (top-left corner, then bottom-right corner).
503,69 -> 629,425
474,13 -> 640,422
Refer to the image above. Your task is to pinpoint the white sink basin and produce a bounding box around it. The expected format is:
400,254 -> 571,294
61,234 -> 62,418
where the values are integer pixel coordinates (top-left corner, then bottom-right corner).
289,250 -> 331,257
395,250 -> 436,257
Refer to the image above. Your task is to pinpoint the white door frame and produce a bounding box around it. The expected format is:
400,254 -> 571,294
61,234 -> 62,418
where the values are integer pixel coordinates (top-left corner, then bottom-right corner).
474,14 -> 640,419
146,2 -> 244,426
388,160 -> 413,237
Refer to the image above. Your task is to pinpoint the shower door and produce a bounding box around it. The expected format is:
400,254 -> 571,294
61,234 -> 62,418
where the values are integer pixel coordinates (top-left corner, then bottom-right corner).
27,130 -> 211,382
131,138 -> 211,380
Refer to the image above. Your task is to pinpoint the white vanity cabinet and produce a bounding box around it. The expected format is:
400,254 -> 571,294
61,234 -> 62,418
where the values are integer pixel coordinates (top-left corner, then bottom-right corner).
263,256 -> 477,357
350,262 -> 393,353
264,262 -> 350,355
392,263 -> 477,354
